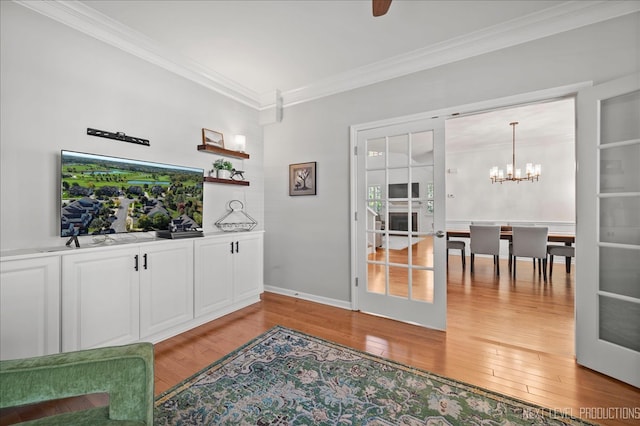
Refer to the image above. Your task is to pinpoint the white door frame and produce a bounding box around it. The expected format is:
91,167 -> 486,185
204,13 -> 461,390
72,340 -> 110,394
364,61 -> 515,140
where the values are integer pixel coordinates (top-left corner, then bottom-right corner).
350,81 -> 591,312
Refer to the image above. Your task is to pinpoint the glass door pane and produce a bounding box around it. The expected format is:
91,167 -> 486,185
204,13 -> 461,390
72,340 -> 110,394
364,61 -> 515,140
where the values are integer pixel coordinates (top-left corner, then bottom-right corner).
364,131 -> 435,303
598,89 -> 640,352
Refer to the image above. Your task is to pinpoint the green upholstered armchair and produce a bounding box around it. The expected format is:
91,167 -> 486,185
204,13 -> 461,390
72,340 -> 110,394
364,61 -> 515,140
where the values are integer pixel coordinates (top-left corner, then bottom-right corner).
0,342 -> 154,425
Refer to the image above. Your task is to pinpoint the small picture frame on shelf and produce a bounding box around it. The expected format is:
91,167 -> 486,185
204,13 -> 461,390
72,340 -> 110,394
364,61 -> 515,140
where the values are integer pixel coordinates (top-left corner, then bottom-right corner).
202,128 -> 224,148
289,161 -> 316,196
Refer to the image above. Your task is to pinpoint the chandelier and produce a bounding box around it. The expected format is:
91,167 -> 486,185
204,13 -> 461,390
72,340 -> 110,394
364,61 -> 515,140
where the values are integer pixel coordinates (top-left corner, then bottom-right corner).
490,121 -> 541,183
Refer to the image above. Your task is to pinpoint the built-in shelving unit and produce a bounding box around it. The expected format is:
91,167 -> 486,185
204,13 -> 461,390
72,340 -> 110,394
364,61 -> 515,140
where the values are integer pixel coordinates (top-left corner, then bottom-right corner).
0,232 -> 264,358
197,144 -> 249,159
198,144 -> 251,186
203,177 -> 249,186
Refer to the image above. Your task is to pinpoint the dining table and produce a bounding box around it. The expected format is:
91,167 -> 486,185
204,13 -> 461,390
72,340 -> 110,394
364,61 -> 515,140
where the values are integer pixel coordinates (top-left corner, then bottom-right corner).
446,228 -> 575,272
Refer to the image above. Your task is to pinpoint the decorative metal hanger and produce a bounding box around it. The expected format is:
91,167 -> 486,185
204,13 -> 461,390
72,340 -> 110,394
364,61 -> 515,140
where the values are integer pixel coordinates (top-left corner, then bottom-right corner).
215,200 -> 257,232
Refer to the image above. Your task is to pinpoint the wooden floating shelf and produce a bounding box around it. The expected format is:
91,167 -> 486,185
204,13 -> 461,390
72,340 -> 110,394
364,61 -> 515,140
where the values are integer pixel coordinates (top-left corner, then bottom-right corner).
197,144 -> 250,159
203,176 -> 250,186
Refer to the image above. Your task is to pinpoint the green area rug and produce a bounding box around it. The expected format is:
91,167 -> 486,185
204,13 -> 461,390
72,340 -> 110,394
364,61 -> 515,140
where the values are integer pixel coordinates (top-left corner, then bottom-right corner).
155,326 -> 594,425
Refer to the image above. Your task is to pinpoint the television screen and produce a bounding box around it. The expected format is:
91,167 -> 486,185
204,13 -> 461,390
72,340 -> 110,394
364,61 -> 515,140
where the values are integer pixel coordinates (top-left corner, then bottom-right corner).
388,182 -> 419,199
61,150 -> 204,237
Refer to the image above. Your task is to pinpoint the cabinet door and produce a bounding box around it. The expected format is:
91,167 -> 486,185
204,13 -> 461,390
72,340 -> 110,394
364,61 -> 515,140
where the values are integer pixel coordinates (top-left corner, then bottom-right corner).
233,233 -> 264,302
62,247 -> 140,351
139,241 -> 194,338
0,257 -> 60,360
194,237 -> 233,317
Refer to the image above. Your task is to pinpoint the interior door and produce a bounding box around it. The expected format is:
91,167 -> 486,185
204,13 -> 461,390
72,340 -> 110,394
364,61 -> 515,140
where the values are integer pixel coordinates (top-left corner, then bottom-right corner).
354,117 -> 446,329
576,72 -> 640,387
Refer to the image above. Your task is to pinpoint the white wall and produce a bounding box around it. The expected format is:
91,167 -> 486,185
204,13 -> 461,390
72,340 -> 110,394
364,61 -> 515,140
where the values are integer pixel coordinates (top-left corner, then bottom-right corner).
0,2 -> 263,251
446,140 -> 575,224
263,12 -> 640,303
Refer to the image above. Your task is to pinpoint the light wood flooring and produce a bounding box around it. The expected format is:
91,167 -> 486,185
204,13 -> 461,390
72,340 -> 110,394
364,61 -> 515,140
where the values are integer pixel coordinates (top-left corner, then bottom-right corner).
2,254 -> 639,425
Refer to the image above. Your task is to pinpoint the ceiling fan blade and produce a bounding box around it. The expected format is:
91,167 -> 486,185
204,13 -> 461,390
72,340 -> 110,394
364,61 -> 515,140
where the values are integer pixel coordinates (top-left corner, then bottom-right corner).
372,0 -> 392,17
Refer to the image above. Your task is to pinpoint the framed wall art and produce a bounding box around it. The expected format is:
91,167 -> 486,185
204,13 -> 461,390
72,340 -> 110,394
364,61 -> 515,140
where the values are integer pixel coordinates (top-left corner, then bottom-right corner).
289,162 -> 316,196
202,128 -> 224,148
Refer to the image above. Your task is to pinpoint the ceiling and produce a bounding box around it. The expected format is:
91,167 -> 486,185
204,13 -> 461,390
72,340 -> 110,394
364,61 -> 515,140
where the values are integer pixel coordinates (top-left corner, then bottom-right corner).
446,97 -> 575,152
366,97 -> 575,158
18,0 -> 639,109
83,0 -> 560,95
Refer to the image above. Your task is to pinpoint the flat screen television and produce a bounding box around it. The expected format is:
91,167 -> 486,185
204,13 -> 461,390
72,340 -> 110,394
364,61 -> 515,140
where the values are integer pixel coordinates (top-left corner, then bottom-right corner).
388,182 -> 419,199
61,150 -> 204,237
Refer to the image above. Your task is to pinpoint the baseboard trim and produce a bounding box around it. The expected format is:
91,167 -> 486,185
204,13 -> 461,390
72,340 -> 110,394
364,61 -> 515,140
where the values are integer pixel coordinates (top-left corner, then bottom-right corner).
264,285 -> 352,311
144,296 -> 261,345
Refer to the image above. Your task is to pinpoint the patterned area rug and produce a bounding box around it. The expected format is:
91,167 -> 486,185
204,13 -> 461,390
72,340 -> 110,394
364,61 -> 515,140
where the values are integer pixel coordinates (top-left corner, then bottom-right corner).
155,326 -> 594,425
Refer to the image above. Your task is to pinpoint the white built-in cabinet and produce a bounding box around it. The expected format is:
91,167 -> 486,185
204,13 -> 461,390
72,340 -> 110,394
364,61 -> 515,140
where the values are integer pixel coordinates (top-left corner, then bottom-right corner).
61,240 -> 195,351
61,246 -> 140,351
139,241 -> 194,339
0,231 -> 263,358
0,256 -> 60,360
194,238 -> 233,317
231,233 -> 264,301
194,232 -> 263,317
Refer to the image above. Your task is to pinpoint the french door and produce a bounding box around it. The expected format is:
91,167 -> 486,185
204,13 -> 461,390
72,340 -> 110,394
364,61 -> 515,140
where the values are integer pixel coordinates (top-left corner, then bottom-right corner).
352,117 -> 446,329
576,72 -> 640,387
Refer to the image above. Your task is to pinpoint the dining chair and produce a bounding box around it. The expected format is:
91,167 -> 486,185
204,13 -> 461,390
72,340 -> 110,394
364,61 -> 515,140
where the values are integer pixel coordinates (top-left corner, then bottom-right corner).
447,240 -> 466,268
511,226 -> 549,281
507,223 -> 536,272
547,244 -> 575,276
469,225 -> 501,275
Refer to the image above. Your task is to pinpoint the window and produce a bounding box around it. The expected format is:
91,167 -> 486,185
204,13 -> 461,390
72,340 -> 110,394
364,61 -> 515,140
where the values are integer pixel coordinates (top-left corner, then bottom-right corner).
426,183 -> 434,215
368,185 -> 382,213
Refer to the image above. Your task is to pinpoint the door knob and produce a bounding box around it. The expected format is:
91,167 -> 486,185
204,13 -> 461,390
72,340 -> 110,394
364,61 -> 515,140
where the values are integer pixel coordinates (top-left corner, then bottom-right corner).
435,230 -> 445,238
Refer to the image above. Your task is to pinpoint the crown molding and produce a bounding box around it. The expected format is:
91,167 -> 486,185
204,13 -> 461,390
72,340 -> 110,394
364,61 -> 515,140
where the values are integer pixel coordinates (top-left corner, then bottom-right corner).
14,0 -> 262,109
15,1 -> 639,111
279,1 -> 640,108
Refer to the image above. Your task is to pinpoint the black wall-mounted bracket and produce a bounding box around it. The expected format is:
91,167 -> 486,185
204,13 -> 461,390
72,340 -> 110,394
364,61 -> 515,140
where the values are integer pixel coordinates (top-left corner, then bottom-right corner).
87,128 -> 150,146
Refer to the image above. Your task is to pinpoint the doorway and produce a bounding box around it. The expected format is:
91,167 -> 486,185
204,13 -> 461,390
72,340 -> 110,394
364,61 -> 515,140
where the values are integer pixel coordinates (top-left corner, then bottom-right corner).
445,97 -> 576,253
351,83 -> 587,333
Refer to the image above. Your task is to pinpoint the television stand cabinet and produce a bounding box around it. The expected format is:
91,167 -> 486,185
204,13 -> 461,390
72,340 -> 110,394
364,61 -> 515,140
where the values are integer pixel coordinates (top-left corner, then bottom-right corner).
0,231 -> 263,360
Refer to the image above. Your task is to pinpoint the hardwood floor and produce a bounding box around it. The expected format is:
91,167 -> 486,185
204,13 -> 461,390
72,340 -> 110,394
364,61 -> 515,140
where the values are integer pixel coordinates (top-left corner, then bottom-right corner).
368,237 -> 435,301
153,256 -> 639,426
2,255 -> 639,425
